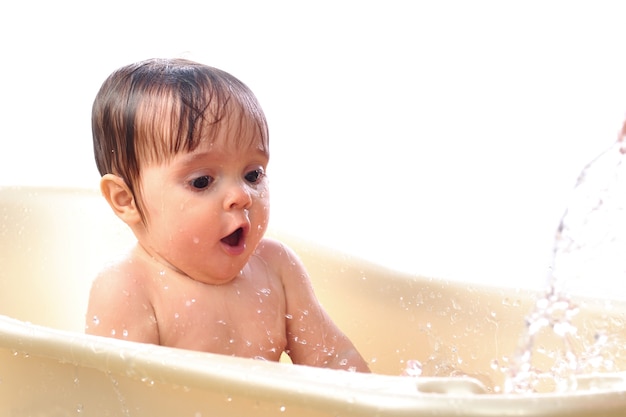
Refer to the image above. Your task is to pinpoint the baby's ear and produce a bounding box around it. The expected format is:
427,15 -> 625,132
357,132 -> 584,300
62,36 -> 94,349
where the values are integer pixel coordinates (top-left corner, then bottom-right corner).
100,174 -> 142,226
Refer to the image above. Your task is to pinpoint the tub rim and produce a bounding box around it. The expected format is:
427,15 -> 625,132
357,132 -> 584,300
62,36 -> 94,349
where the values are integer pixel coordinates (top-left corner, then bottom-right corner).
2,314 -> 626,416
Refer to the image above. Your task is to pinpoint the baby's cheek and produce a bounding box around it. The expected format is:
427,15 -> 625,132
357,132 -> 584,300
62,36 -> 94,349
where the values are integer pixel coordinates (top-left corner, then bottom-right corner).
253,191 -> 270,226
181,229 -> 210,250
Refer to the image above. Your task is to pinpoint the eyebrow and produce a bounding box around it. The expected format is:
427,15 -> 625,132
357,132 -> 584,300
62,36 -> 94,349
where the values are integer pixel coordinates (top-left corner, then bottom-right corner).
177,146 -> 269,166
177,150 -> 215,165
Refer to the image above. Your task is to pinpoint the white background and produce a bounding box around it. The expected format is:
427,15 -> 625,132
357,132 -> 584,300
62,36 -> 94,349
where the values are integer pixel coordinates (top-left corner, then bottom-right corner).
2,1 -> 626,290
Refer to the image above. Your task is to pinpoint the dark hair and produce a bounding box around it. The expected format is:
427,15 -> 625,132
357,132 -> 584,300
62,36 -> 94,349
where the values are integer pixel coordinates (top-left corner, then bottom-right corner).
92,58 -> 269,218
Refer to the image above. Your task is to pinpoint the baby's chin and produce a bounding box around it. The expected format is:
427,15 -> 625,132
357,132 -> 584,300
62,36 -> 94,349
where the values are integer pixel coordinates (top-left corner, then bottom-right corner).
191,274 -> 241,286
182,263 -> 249,286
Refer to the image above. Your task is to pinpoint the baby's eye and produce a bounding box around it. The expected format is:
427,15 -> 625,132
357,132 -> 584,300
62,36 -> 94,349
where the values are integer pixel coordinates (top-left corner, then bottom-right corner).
244,169 -> 265,184
190,175 -> 213,190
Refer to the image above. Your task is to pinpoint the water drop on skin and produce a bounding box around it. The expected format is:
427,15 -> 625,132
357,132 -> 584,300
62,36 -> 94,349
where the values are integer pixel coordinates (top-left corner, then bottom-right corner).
92,316 -> 100,326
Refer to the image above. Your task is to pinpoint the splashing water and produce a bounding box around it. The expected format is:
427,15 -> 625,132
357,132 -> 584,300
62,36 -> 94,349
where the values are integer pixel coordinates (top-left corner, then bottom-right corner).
502,279 -> 582,393
504,130 -> 626,393
403,129 -> 626,393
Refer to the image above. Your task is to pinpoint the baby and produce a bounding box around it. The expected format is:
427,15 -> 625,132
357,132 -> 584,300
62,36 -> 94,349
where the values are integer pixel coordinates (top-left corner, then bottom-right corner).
85,58 -> 369,372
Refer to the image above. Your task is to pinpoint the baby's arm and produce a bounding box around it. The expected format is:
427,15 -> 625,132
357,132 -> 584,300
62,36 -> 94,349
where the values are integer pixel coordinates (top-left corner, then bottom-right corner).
258,239 -> 370,372
85,266 -> 159,345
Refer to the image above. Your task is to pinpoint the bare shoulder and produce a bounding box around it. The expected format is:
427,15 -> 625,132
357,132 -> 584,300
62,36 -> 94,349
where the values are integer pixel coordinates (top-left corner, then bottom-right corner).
85,251 -> 158,342
89,254 -> 148,303
254,237 -> 294,259
254,237 -> 308,284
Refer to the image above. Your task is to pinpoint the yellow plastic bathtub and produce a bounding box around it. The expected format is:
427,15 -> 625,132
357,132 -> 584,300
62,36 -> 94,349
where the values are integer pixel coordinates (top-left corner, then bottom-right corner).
1,187 -> 626,416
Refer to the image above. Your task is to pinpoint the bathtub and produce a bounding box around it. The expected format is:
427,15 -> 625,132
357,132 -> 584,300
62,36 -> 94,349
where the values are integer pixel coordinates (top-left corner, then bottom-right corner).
1,187 -> 626,416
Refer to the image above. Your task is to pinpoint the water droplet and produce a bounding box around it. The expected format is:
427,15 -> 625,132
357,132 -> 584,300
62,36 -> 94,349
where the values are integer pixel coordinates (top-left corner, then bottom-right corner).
403,359 -> 422,377
141,377 -> 155,387
122,329 -> 129,338
279,405 -> 286,412
193,236 -> 200,244
92,316 -> 100,326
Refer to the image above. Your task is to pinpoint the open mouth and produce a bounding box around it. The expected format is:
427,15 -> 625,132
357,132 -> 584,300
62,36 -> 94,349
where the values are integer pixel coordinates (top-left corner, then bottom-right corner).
221,227 -> 244,247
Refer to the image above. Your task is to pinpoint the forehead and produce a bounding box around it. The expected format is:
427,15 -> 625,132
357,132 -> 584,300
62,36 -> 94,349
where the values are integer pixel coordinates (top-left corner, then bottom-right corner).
162,107 -> 269,166
203,104 -> 269,155
136,91 -> 269,166
174,139 -> 269,168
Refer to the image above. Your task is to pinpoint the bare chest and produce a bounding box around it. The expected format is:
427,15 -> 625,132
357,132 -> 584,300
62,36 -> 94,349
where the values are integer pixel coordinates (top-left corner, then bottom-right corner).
151,276 -> 287,360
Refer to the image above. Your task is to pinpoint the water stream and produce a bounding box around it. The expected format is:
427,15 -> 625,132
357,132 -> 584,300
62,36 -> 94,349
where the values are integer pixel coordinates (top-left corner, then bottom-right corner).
503,130 -> 626,393
404,129 -> 626,393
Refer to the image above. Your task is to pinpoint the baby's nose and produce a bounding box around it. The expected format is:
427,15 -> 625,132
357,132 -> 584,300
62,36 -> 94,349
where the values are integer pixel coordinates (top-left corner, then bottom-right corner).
224,182 -> 252,210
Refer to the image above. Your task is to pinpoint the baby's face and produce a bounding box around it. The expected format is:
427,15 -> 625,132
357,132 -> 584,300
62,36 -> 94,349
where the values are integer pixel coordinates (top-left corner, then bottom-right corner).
135,137 -> 270,285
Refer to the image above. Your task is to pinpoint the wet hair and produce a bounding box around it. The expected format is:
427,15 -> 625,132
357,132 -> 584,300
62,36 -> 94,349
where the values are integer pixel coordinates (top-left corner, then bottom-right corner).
92,58 -> 269,218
